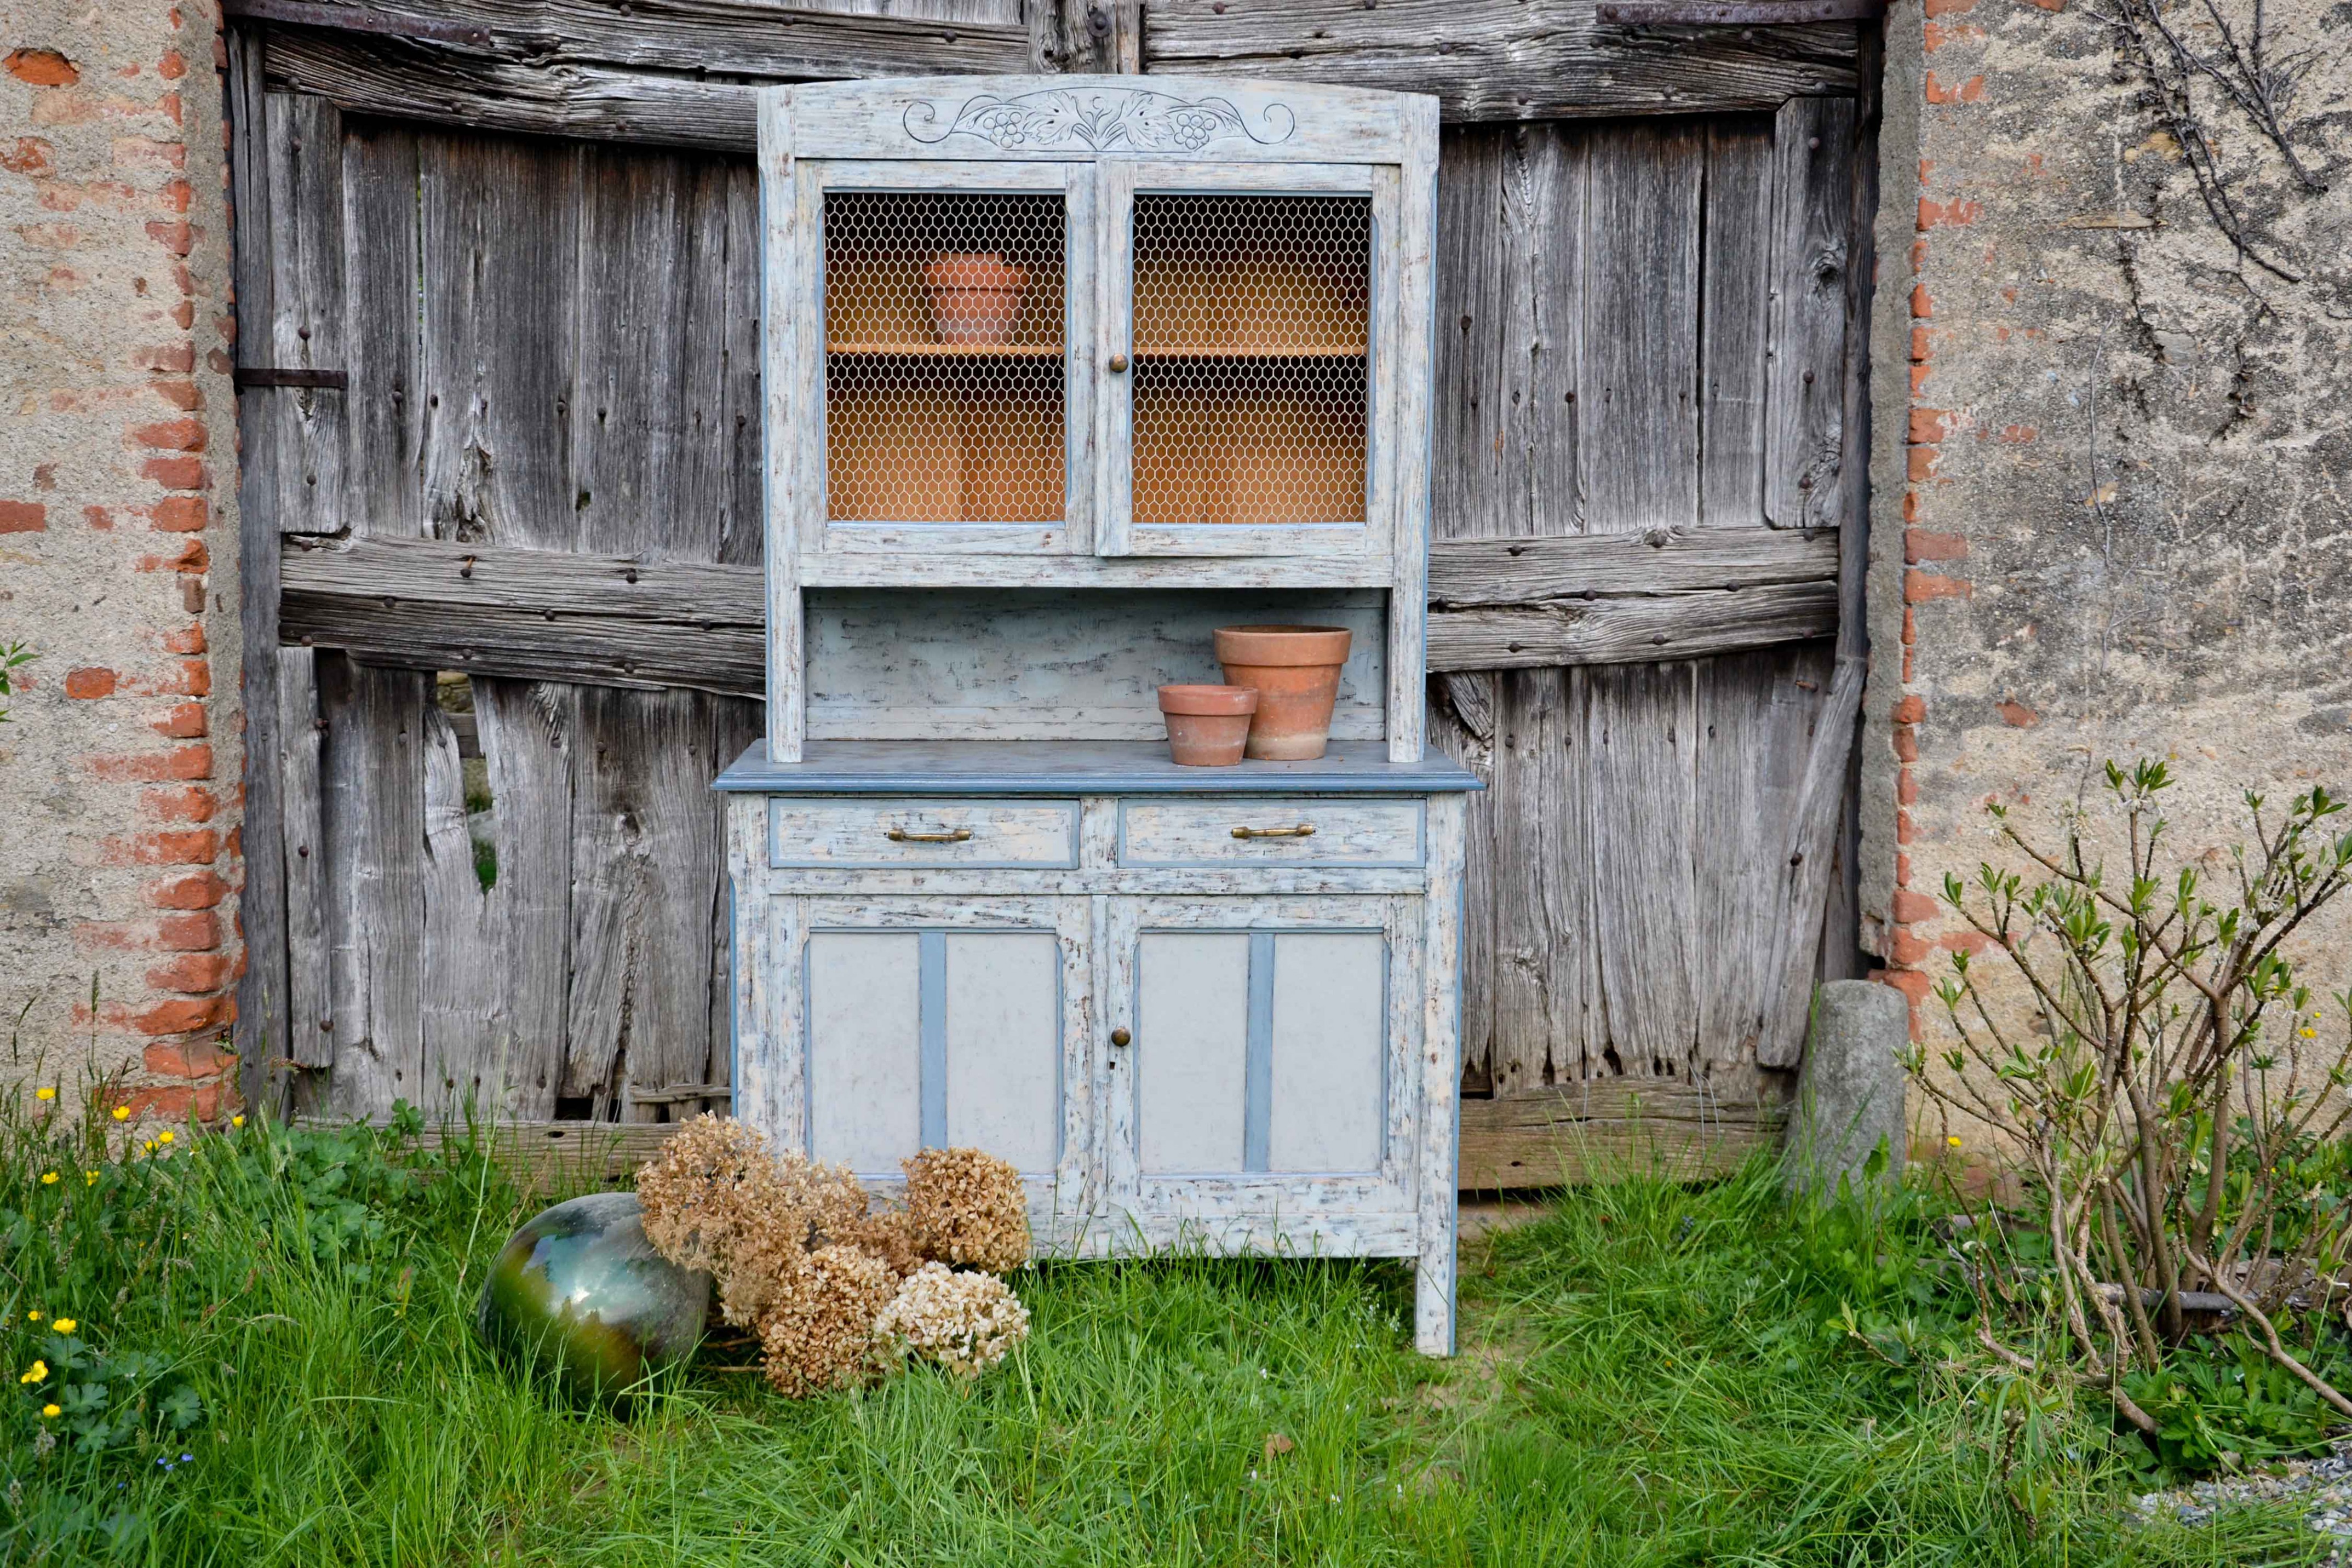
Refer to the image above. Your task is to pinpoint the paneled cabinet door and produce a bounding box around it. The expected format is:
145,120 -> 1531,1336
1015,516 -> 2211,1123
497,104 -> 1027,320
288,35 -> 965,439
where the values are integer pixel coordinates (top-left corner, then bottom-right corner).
794,159 -> 1097,555
794,896 -> 1093,1220
1097,162 -> 1403,563
1103,895 -> 1420,1243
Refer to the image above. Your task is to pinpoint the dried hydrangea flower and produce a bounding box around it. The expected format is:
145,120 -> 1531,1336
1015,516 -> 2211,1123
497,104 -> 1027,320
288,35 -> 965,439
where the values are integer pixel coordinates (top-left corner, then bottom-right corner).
841,1207 -> 925,1282
874,1262 -> 1031,1378
637,1115 -> 868,1327
902,1147 -> 1030,1274
756,1243 -> 897,1398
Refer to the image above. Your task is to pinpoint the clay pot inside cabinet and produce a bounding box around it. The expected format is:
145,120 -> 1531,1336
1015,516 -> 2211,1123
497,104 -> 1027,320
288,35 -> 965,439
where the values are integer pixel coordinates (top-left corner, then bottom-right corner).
1158,684 -> 1259,767
926,252 -> 1028,345
1213,625 -> 1353,761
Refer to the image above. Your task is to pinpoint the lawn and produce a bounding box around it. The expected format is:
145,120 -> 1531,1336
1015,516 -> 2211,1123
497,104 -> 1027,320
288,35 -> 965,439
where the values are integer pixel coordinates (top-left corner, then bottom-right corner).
0,1112 -> 2324,1565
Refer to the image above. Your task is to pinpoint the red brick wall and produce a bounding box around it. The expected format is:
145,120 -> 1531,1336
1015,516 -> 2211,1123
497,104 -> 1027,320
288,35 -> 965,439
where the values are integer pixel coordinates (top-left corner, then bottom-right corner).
0,1 -> 242,1124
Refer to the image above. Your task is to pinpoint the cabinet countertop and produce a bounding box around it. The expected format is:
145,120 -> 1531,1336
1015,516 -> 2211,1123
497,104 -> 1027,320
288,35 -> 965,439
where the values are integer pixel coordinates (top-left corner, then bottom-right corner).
714,740 -> 1481,796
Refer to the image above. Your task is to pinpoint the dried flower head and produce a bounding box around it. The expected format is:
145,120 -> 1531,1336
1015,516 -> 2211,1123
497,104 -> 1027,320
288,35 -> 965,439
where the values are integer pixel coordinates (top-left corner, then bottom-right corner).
902,1147 -> 1030,1273
636,1116 -> 868,1326
840,1206 -> 925,1282
874,1262 -> 1031,1378
756,1244 -> 897,1398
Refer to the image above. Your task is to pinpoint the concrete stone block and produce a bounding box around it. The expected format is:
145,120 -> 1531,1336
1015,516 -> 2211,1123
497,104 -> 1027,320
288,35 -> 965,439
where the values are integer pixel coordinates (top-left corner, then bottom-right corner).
1784,980 -> 1909,1199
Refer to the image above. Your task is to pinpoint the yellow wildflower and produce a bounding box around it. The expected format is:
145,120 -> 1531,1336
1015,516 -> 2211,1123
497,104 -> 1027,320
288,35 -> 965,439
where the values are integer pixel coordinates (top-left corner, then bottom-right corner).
231,1115 -> 244,1129
39,1404 -> 58,1419
25,1311 -> 40,1323
39,1172 -> 56,1186
2302,1027 -> 2317,1039
34,1088 -> 54,1102
1946,1135 -> 1963,1148
50,1319 -> 75,1336
83,1171 -> 96,1187
157,1130 -> 174,1145
141,1141 -> 155,1153
20,1360 -> 47,1385
111,1106 -> 129,1122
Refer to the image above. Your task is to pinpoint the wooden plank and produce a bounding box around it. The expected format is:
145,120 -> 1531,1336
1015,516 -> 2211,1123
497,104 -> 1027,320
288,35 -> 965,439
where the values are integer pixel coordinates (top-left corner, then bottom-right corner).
1765,95 -> 1857,529
1488,669 -> 1592,1093
474,679 -> 573,1118
280,535 -> 765,622
1691,643 -> 1831,1065
278,592 -> 765,696
420,700 -> 506,1115
341,119 -> 426,537
1426,579 -> 1839,671
1756,651 -> 1864,1066
1586,659 -> 1700,1071
260,91 -> 347,535
1144,1 -> 1861,120
1458,1076 -> 1789,1189
315,653 -> 429,1116
563,686 -> 736,1116
227,30 -> 289,1096
277,648 -> 330,1072
1430,676 -> 1496,1094
1415,800 -> 1463,1354
1431,124 -> 1585,543
1699,118 -> 1774,525
1581,121 -> 1703,530
1430,524 -> 1837,602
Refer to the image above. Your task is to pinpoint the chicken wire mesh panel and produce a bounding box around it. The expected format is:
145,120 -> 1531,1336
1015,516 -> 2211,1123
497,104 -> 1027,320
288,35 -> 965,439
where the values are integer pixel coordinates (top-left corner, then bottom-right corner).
1131,194 -> 1371,527
824,192 -> 1066,524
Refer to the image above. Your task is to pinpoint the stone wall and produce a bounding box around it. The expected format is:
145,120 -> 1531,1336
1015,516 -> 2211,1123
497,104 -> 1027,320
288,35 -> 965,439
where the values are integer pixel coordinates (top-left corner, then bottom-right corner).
1862,0 -> 2352,1133
0,1 -> 242,1123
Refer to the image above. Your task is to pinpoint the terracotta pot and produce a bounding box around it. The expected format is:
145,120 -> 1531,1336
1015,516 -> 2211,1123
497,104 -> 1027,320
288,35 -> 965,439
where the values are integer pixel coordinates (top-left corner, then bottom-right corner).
926,252 -> 1028,345
1157,684 -> 1259,768
1214,625 -> 1353,761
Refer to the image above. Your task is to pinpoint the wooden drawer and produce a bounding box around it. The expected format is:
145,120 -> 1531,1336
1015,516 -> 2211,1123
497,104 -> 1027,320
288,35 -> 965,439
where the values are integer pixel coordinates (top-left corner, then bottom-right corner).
1116,800 -> 1422,867
768,799 -> 1079,869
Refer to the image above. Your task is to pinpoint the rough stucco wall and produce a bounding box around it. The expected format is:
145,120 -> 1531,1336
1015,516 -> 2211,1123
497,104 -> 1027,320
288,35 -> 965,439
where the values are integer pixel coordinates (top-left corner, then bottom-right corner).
0,2 -> 242,1122
1861,0 -> 2352,1131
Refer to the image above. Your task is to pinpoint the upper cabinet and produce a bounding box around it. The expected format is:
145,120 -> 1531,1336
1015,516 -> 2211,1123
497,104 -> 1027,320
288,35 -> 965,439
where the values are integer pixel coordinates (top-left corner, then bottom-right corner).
760,78 -> 1438,584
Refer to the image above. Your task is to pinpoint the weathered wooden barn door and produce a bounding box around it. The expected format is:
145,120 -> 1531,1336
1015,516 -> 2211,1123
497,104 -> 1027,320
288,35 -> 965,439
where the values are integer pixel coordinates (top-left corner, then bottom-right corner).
227,1 -> 1877,1179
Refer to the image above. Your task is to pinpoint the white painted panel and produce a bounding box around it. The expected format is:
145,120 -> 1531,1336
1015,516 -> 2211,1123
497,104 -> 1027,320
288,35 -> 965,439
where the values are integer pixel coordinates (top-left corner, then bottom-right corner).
944,932 -> 1060,1173
1268,932 -> 1386,1173
1135,932 -> 1250,1174
1118,800 -> 1421,866
807,931 -> 922,1173
769,798 -> 1078,868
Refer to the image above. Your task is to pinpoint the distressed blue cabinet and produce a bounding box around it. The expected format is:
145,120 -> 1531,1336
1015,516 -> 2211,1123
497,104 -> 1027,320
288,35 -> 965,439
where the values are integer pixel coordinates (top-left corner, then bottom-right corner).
721,76 -> 1477,1354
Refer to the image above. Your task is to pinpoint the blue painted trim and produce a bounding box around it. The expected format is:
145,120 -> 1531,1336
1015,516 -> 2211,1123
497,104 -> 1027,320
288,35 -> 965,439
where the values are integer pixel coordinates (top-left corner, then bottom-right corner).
1243,931 -> 1275,1174
726,874 -> 740,1125
918,930 -> 949,1150
716,740 -> 1483,796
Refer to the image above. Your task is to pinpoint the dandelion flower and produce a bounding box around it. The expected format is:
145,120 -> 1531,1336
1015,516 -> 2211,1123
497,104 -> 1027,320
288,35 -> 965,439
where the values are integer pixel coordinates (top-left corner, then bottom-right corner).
83,1172 -> 96,1187
231,1115 -> 244,1128
157,1130 -> 174,1145
20,1360 -> 47,1385
39,1172 -> 57,1186
25,1311 -> 41,1323
51,1319 -> 75,1336
34,1088 -> 54,1102
1946,1135 -> 1963,1148
2302,1027 -> 2318,1039
141,1141 -> 155,1153
39,1404 -> 58,1420
111,1106 -> 129,1122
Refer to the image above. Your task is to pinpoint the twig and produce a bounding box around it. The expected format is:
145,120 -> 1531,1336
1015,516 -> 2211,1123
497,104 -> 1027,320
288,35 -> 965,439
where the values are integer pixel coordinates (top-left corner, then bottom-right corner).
2189,1250 -> 2352,1420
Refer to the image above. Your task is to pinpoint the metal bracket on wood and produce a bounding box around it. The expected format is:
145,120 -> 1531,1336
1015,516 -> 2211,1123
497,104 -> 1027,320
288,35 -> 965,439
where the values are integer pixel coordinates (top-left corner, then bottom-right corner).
219,0 -> 495,47
1597,0 -> 1881,21
234,366 -> 349,390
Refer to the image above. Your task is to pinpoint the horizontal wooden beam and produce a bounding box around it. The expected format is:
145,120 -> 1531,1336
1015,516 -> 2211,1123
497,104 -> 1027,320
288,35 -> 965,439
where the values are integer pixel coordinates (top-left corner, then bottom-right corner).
1144,0 -> 1861,120
280,525 -> 1836,687
1458,1079 -> 1789,1191
246,0 -> 1857,153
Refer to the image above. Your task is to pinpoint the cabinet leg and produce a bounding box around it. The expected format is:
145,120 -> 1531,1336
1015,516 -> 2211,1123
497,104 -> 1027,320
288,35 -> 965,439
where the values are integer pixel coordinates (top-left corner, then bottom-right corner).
1414,1231 -> 1455,1357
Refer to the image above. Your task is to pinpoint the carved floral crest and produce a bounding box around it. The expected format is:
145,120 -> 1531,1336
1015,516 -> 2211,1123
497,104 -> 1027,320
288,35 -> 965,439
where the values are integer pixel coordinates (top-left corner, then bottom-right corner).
904,88 -> 1297,153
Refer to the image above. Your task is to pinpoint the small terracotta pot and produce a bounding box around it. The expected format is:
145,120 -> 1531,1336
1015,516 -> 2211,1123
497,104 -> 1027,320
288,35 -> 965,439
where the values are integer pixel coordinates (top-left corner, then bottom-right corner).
926,252 -> 1028,345
1214,625 -> 1353,761
1157,684 -> 1259,767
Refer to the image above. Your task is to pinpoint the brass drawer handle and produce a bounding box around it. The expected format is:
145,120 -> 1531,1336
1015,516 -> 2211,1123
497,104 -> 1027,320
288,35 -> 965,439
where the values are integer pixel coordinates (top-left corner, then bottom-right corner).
886,827 -> 973,844
1231,823 -> 1316,840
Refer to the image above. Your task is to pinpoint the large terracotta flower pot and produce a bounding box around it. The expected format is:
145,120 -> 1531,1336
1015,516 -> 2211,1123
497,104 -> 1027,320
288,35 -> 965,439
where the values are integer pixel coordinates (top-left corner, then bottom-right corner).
1213,625 -> 1353,761
926,252 -> 1028,344
1157,684 -> 1259,767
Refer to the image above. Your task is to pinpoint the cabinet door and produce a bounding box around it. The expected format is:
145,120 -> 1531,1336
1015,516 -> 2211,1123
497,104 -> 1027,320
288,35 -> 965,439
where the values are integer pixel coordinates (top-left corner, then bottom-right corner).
1098,162 -> 1403,562
1105,896 -> 1418,1248
792,897 -> 1093,1221
794,160 -> 1096,556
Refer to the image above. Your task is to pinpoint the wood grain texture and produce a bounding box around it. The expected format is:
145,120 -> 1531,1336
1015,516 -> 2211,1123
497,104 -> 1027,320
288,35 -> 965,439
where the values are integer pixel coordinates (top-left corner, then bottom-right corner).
421,700 -> 505,1115
277,648 -> 330,1071
1756,651 -> 1864,1066
1143,1 -> 1861,120
1587,659 -> 1700,1072
1426,579 -> 1839,671
1430,524 -> 1835,604
1765,95 -> 1857,529
260,91 -> 347,536
475,679 -> 573,1117
1458,1076 -> 1790,1189
1581,122 -> 1702,531
1489,669 -> 1592,1093
1699,119 -> 1773,525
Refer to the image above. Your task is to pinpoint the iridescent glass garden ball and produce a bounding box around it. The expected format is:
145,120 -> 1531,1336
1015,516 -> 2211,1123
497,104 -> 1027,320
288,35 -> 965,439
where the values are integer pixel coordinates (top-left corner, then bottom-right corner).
475,1190 -> 710,1408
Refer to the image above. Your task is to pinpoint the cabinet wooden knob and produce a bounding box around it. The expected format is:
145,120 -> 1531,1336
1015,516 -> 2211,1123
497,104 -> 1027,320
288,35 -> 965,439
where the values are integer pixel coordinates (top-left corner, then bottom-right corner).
1107,353 -> 1129,372
1110,1027 -> 1131,1047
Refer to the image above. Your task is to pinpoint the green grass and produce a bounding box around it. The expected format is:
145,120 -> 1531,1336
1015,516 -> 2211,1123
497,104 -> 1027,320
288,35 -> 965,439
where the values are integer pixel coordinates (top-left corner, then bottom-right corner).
0,1110 -> 2327,1566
